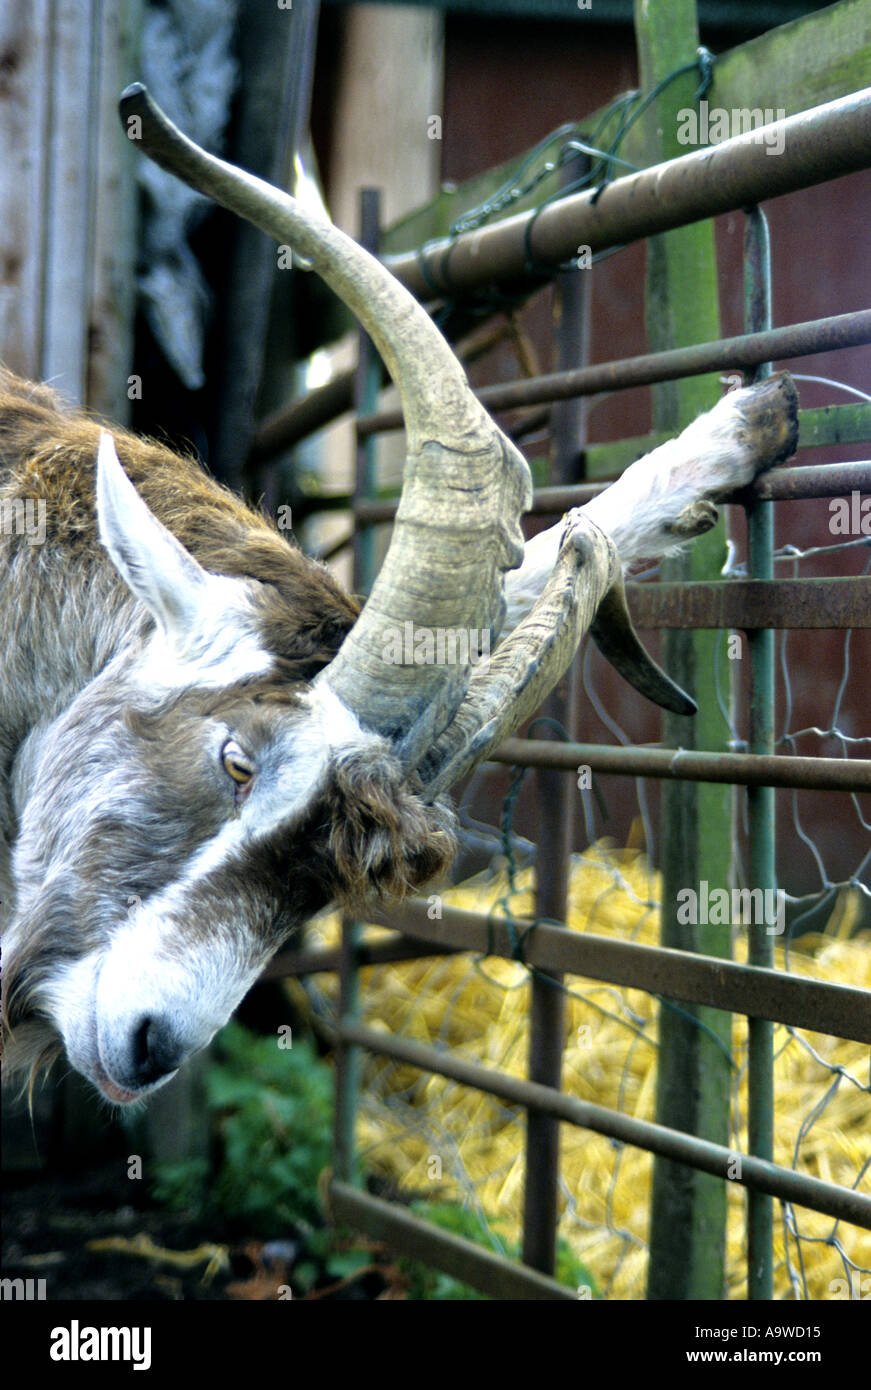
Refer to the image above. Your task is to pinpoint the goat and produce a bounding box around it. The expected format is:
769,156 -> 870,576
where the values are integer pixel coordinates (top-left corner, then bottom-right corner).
0,85 -> 798,1105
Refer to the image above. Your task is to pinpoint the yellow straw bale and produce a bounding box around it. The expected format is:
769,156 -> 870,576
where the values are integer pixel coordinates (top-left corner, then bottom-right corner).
300,843 -> 870,1299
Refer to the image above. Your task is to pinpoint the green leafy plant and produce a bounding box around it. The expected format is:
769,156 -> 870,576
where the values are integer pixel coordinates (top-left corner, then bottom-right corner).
151,1021 -> 599,1299
152,1021 -> 333,1233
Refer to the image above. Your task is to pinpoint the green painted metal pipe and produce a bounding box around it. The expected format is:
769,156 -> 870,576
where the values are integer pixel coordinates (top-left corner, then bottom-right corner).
744,205 -> 776,1301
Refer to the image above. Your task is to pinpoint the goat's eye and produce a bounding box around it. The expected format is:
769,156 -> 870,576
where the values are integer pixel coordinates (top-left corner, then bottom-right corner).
221,739 -> 254,786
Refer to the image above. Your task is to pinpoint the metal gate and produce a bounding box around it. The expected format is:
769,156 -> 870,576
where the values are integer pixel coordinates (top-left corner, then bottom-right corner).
256,5 -> 871,1301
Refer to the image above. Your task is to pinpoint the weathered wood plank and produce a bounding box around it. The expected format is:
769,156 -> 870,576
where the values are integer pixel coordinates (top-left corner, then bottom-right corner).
42,0 -> 100,403
87,0 -> 142,420
0,0 -> 51,377
710,0 -> 871,116
0,0 -> 141,412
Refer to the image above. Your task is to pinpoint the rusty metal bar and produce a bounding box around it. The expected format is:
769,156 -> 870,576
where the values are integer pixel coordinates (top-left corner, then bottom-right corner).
627,576 -> 871,630
332,916 -> 363,1187
251,369 -> 357,463
750,461 -> 871,502
358,309 -> 871,436
260,895 -> 871,1047
522,177 -> 587,1276
329,1182 -> 577,1300
313,570 -> 853,627
529,458 -> 871,513
262,934 -> 460,980
367,901 -> 871,1046
252,107 -> 871,461
250,315 -> 518,464
491,738 -> 871,792
335,1021 -> 871,1230
386,91 -> 871,301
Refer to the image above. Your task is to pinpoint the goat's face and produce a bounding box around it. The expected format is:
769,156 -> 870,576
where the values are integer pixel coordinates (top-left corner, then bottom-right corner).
3,439 -> 454,1103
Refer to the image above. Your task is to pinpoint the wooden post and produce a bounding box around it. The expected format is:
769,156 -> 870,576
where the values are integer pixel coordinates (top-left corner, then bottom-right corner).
211,0 -> 321,491
0,0 -> 141,417
634,0 -> 734,1302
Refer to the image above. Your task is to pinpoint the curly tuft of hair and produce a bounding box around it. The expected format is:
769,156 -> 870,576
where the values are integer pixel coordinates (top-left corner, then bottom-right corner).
320,746 -> 458,908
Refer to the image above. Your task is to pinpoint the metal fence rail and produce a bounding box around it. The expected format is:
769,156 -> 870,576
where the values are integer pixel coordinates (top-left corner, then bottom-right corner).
356,310 -> 871,438
384,90 -> 871,301
335,1021 -> 871,1230
266,89 -> 871,1300
270,896 -> 871,1045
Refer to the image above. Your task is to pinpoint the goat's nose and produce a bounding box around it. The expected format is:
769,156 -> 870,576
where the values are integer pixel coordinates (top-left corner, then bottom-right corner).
128,1014 -> 185,1087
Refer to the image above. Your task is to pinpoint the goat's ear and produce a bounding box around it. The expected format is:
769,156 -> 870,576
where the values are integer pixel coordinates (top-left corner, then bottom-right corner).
96,432 -> 214,641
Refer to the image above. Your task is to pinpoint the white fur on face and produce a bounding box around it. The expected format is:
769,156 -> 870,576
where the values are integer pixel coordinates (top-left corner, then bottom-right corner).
184,683 -> 380,878
41,930 -> 270,1105
21,687 -> 380,1103
131,581 -> 275,693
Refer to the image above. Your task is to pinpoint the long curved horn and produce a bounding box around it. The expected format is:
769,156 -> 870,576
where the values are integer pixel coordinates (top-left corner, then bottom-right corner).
119,84 -> 531,761
416,515 -> 618,797
119,84 -> 691,778
415,514 -> 694,798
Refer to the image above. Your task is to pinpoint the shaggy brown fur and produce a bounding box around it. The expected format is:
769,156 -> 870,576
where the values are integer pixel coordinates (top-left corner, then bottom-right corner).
0,370 -> 361,679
